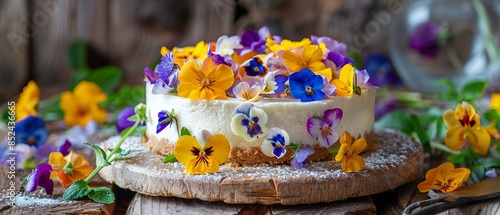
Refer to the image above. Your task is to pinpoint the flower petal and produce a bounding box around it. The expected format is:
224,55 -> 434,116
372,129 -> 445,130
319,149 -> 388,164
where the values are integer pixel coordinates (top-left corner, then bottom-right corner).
467,127 -> 491,156
307,118 -> 324,138
444,125 -> 466,151
204,134 -> 230,164
324,108 -> 343,128
174,136 -> 202,164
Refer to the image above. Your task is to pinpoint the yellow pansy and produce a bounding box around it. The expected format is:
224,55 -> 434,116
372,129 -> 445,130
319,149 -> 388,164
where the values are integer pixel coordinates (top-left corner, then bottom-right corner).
281,44 -> 333,81
169,41 -> 208,67
60,81 -> 108,127
332,64 -> 355,97
174,132 -> 230,174
177,57 -> 234,100
443,101 -> 491,156
15,80 -> 40,121
266,38 -> 311,55
335,131 -> 367,173
491,93 -> 500,112
417,162 -> 470,193
48,151 -> 94,188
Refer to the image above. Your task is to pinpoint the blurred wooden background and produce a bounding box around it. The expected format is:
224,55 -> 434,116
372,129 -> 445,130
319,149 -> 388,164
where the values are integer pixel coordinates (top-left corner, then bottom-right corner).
0,0 -> 397,103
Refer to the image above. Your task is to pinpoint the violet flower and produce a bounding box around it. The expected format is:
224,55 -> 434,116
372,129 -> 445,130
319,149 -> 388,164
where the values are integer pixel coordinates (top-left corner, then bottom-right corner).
116,107 -> 136,133
25,163 -> 54,195
15,116 -> 49,148
310,36 -> 348,55
261,128 -> 290,158
239,26 -> 274,55
326,51 -> 354,70
156,110 -> 175,134
291,146 -> 314,169
307,108 -> 343,148
145,52 -> 179,94
289,68 -> 326,102
409,21 -> 441,58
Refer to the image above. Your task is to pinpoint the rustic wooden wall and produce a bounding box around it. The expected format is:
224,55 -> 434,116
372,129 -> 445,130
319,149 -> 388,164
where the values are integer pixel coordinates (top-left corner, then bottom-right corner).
0,0 -> 396,104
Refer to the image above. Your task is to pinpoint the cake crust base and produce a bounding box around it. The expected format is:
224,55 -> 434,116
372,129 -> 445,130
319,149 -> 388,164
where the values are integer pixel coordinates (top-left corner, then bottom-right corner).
100,128 -> 423,205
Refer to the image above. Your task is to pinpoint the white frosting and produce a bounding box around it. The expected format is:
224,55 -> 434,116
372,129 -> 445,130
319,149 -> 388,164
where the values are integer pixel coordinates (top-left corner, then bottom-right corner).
145,83 -> 376,149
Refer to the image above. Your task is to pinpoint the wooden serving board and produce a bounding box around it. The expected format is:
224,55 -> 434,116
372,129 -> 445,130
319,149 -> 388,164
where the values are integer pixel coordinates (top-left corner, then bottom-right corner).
99,128 -> 424,205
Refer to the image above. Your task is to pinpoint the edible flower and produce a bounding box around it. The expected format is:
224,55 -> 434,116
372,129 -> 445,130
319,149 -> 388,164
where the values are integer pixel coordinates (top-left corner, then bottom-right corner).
116,107 -> 136,133
239,26 -> 272,55
25,163 -> 54,195
443,101 -> 490,156
289,68 -> 326,102
49,151 -> 94,188
238,56 -> 269,79
290,146 -> 314,169
261,128 -> 290,158
60,81 -> 108,127
170,41 -> 209,67
267,38 -> 311,54
491,93 -> 500,111
15,116 -> 49,148
409,21 -> 441,58
325,51 -> 353,71
310,35 -> 348,55
417,162 -> 470,193
261,71 -> 288,95
174,130 -> 230,174
232,82 -> 262,102
335,131 -> 366,173
177,57 -> 234,100
307,108 -> 343,148
332,64 -> 357,96
156,109 -> 176,134
281,44 -> 332,80
215,35 -> 243,56
15,80 -> 40,121
230,103 -> 268,141
145,52 -> 179,94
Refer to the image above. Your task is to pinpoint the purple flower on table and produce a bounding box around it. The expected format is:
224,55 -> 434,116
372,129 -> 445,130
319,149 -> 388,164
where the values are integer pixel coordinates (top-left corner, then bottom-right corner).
26,163 -> 54,195
57,140 -> 72,156
15,116 -> 49,148
409,21 -> 441,58
291,146 -> 314,169
307,108 -> 343,148
289,68 -> 326,102
261,128 -> 290,158
310,36 -> 348,55
325,51 -> 354,70
156,110 -> 175,134
116,107 -> 136,133
230,103 -> 268,142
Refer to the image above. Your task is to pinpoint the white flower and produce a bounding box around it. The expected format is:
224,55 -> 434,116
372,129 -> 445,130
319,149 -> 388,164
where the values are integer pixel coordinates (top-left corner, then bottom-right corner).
261,128 -> 290,158
215,35 -> 243,56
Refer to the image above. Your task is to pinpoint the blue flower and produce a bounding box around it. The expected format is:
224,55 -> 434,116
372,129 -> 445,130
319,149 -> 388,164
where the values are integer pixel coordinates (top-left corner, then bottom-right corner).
156,110 -> 175,134
289,68 -> 326,102
261,128 -> 290,158
15,116 -> 49,148
244,57 -> 268,77
230,103 -> 268,142
291,146 -> 314,169
26,163 -> 54,195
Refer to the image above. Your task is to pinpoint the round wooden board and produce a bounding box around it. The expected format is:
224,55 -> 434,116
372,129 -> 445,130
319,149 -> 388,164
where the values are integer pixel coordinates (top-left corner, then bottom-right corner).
99,128 -> 424,205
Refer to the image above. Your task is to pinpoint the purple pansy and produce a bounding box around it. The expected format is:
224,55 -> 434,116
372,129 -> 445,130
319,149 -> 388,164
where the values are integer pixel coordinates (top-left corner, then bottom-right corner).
289,68 -> 326,102
239,26 -> 275,55
230,103 -> 268,142
310,35 -> 348,55
409,21 -> 441,58
208,51 -> 232,67
291,146 -> 314,169
307,108 -> 343,148
116,107 -> 136,133
261,128 -> 290,158
156,110 -> 175,134
326,51 -> 354,70
25,163 -> 54,195
243,57 -> 268,77
145,52 -> 179,94
15,116 -> 49,148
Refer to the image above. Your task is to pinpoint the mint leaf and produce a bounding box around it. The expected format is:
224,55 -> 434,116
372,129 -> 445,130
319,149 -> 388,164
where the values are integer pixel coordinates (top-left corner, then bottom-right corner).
87,187 -> 115,204
115,148 -> 131,160
460,80 -> 488,103
63,180 -> 92,200
163,153 -> 177,163
84,142 -> 110,167
181,127 -> 191,136
86,66 -> 123,94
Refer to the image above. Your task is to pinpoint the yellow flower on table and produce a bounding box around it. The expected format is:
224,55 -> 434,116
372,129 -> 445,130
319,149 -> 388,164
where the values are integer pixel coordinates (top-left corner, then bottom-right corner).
417,162 -> 470,193
48,151 -> 94,188
443,101 -> 491,156
335,131 -> 367,173
15,80 -> 40,121
177,57 -> 234,100
174,131 -> 230,174
60,81 -> 108,127
332,64 -> 355,97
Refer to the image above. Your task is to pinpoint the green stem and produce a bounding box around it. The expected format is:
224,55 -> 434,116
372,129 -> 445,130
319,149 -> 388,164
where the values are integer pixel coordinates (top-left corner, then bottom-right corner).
173,117 -> 180,138
84,165 -> 104,182
471,0 -> 500,63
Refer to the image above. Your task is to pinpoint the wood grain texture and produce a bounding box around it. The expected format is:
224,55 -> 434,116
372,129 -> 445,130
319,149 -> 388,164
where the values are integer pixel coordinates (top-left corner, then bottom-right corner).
99,128 -> 424,205
126,193 -> 376,215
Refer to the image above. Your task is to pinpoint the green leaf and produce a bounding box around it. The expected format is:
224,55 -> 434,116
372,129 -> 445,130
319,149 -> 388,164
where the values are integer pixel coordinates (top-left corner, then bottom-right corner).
115,148 -> 131,159
409,114 -> 431,154
328,146 -> 340,154
375,110 -> 414,135
84,142 -> 110,167
485,109 -> 500,129
87,187 -> 115,204
163,153 -> 177,163
69,69 -> 91,90
436,79 -> 458,102
460,80 -> 488,103
447,151 -> 467,164
181,127 -> 191,136
0,107 -> 8,125
62,180 -> 92,200
85,66 -> 123,94
68,40 -> 88,70
289,143 -> 300,152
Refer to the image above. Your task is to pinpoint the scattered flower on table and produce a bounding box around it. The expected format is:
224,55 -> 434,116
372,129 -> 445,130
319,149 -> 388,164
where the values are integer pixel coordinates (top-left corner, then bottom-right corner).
174,130 -> 230,174
289,68 -> 326,102
60,81 -> 108,127
409,21 -> 441,58
417,162 -> 470,193
261,128 -> 290,158
49,151 -> 94,188
15,115 -> 49,148
443,101 -> 490,156
307,108 -> 343,148
26,163 -> 54,195
335,131 -> 367,173
290,146 -> 314,169
116,107 -> 137,133
15,80 -> 40,121
230,103 -> 268,141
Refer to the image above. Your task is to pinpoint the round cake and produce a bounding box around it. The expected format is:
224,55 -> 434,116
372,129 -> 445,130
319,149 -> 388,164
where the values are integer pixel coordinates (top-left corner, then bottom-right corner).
141,26 -> 379,166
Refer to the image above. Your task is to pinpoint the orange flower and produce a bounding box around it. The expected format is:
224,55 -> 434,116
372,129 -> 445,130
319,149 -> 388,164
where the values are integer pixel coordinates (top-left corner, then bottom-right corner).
334,131 -> 367,172
48,151 -> 94,188
177,57 -> 234,100
417,162 -> 470,193
60,81 -> 108,127
15,80 -> 40,121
